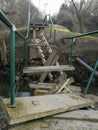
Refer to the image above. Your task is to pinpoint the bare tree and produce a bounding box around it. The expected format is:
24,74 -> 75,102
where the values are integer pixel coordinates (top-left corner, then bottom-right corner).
70,0 -> 85,33
56,0 -> 98,32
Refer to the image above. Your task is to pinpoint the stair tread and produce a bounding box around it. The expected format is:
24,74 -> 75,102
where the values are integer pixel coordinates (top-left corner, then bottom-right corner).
31,23 -> 46,28
23,65 -> 75,73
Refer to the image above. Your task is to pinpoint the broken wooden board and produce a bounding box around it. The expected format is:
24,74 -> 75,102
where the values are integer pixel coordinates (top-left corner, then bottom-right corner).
34,89 -> 48,96
44,50 -> 59,66
1,93 -> 93,125
67,85 -> 81,92
54,72 -> 67,83
29,83 -> 57,90
56,78 -> 71,94
39,51 -> 59,82
46,79 -> 72,95
23,65 -> 75,73
45,85 -> 58,95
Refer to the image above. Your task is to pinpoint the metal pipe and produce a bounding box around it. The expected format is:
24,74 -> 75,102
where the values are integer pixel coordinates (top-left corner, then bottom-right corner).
0,10 -> 28,40
10,28 -> 15,107
15,30 -> 25,39
54,30 -> 56,43
0,10 -> 13,28
23,39 -> 27,67
70,38 -> 75,65
63,30 -> 98,39
76,57 -> 98,77
26,2 -> 31,39
0,9 -> 31,107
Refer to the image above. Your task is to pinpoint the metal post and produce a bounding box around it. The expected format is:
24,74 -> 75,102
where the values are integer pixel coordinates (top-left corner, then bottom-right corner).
23,39 -> 27,67
33,28 -> 36,44
49,14 -> 52,38
54,30 -> 56,43
10,28 -> 15,107
70,38 -> 75,65
50,24 -> 52,38
83,59 -> 98,96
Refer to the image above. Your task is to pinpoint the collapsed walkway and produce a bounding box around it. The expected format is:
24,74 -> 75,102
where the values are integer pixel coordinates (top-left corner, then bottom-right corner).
0,10 -> 98,130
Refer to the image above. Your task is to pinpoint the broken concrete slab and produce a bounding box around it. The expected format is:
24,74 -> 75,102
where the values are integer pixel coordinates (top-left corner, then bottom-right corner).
86,94 -> 98,103
53,109 -> 98,122
1,93 -> 93,125
9,110 -> 98,130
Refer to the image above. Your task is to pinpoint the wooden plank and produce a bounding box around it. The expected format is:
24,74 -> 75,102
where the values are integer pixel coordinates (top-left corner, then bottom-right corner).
56,78 -> 71,94
47,80 -> 71,95
28,43 -> 56,47
44,50 -> 58,66
29,83 -> 57,90
23,65 -> 75,73
34,89 -> 48,96
47,78 -> 72,95
45,85 -> 58,95
54,72 -> 67,83
67,85 -> 81,92
2,93 -> 93,125
39,52 -> 59,82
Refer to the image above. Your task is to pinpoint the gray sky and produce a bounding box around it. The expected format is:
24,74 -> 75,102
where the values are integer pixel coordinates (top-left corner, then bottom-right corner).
31,0 -> 65,15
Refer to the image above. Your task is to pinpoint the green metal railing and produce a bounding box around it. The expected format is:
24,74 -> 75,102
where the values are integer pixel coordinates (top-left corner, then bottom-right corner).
63,30 -> 98,96
0,7 -> 31,107
63,30 -> 98,66
83,59 -> 98,96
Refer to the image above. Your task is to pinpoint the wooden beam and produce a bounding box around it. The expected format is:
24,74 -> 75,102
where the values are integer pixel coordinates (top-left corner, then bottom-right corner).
29,83 -> 57,90
23,65 -> 75,73
34,89 -> 48,96
56,78 -> 71,94
39,51 -> 59,82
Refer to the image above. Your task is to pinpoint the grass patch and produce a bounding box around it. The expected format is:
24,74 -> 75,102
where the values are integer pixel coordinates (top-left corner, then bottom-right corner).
45,24 -> 98,42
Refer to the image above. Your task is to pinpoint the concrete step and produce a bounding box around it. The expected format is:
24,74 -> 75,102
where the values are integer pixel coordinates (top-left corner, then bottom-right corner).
9,109 -> 98,130
1,93 -> 93,125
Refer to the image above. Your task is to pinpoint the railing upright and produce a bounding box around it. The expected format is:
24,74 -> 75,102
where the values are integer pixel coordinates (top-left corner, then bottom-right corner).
10,27 -> 15,107
63,30 -> 98,96
0,8 -> 31,107
83,59 -> 98,96
70,38 -> 75,65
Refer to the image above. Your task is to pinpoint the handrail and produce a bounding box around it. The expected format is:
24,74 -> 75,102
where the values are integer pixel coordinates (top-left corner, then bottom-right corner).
83,59 -> 98,96
62,29 -> 98,96
61,30 -> 98,66
0,4 -> 31,107
63,30 -> 98,39
44,14 -> 53,25
26,3 -> 31,38
0,11 -> 26,39
0,10 -> 13,28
